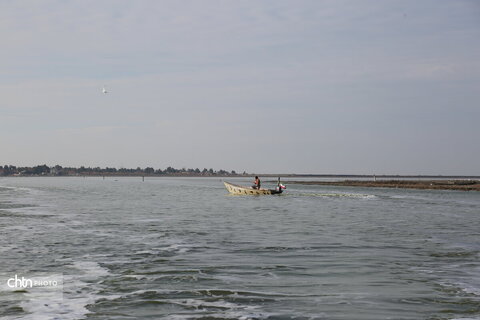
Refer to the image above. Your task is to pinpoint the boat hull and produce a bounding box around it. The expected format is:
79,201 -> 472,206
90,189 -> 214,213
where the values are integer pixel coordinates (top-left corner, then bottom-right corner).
224,181 -> 282,195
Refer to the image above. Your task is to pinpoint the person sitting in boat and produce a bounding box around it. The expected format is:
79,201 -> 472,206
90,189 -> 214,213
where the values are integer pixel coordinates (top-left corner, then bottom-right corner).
252,176 -> 261,189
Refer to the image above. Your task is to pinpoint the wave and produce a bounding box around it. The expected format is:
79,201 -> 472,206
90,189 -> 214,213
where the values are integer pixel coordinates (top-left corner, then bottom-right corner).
91,288 -> 319,320
6,260 -> 117,320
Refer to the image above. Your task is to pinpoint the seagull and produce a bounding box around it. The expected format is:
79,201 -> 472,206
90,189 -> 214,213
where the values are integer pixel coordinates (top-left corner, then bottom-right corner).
102,85 -> 108,94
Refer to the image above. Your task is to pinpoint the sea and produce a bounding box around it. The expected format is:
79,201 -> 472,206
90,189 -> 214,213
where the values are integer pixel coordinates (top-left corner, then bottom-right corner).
0,176 -> 479,320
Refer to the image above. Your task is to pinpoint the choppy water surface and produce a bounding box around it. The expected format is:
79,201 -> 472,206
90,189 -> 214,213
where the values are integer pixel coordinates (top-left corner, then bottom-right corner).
0,177 -> 479,320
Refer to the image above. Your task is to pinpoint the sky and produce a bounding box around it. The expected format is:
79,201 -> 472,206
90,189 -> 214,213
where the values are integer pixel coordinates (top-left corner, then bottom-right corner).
1,0 -> 479,175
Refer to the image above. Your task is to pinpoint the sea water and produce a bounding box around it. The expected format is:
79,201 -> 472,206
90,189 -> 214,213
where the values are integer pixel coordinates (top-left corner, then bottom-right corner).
0,176 -> 479,320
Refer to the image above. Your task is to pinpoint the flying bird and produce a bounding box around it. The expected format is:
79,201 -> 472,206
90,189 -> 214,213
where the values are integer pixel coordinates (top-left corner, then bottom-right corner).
102,85 -> 108,94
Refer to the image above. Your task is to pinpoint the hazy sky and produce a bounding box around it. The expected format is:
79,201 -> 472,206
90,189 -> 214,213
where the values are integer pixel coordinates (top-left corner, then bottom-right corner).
1,0 -> 479,175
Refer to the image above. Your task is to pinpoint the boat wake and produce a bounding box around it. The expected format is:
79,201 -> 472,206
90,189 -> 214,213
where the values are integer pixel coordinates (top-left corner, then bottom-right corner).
293,192 -> 376,199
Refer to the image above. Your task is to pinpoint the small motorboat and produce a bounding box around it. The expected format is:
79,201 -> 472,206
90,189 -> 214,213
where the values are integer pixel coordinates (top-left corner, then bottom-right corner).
224,181 -> 285,195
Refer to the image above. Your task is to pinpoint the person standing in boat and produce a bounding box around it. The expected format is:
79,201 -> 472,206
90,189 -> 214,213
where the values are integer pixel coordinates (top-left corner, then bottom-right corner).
252,176 -> 261,189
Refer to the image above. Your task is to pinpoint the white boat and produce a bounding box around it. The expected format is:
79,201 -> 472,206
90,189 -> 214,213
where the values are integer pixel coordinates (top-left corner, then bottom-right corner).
223,181 -> 284,195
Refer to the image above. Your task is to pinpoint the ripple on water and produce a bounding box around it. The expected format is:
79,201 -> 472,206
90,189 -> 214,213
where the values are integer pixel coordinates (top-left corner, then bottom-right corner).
87,288 -> 323,320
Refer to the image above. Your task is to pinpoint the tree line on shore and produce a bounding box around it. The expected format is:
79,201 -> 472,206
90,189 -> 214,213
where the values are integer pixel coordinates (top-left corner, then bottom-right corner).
0,165 -> 243,176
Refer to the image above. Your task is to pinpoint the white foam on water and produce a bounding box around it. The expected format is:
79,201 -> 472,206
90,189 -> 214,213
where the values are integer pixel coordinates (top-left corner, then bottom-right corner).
161,243 -> 191,254
0,185 -> 34,192
441,277 -> 480,297
413,263 -> 480,297
170,297 -> 243,309
0,185 -> 43,202
130,242 -> 195,258
298,192 -> 377,200
71,260 -> 111,278
162,297 -> 278,320
17,296 -> 89,320
10,260 -> 117,320
134,250 -> 155,255
212,274 -> 245,283
445,253 -> 480,299
459,283 -> 480,296
152,239 -> 200,254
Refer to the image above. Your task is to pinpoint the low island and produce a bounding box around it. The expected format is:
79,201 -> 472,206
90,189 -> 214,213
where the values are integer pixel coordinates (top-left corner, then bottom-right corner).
284,179 -> 480,191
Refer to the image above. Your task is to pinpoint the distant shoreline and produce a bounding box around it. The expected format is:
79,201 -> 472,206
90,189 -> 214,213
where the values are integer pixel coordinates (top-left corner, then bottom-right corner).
284,180 -> 480,191
2,165 -> 479,180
